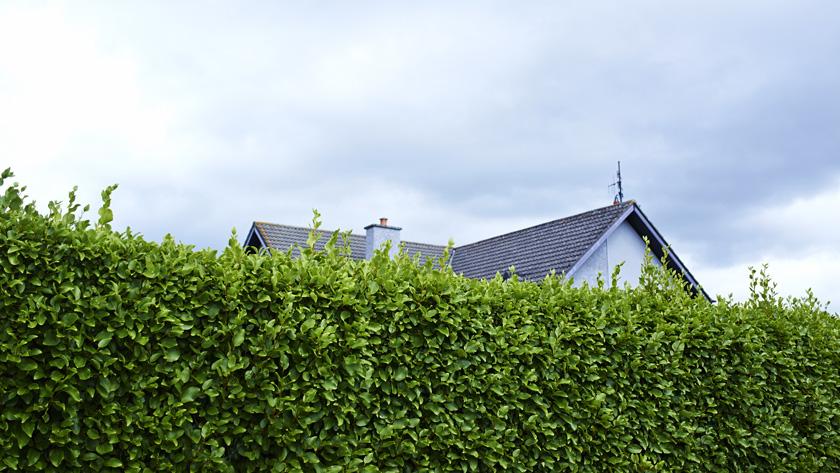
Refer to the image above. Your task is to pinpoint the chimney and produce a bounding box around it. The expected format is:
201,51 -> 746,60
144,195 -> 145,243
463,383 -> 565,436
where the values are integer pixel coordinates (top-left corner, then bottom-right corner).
365,217 -> 401,259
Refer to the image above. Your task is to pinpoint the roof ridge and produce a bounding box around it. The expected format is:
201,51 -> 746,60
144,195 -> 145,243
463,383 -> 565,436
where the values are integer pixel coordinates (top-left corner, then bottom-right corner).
404,241 -> 447,249
256,222 -> 341,233
255,221 -> 445,247
453,201 -> 635,250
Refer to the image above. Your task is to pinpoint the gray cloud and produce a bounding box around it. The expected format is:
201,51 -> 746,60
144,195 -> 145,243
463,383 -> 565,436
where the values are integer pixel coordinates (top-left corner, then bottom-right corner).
2,0 -> 839,302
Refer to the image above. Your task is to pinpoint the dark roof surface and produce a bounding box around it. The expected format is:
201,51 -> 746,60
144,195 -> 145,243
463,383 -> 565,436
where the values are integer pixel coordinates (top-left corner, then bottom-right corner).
450,201 -> 634,280
253,222 -> 447,263
252,202 -> 634,281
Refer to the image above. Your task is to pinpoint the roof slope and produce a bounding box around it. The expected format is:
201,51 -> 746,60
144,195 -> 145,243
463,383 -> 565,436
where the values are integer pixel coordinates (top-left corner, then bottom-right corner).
253,222 -> 447,263
450,201 -> 634,280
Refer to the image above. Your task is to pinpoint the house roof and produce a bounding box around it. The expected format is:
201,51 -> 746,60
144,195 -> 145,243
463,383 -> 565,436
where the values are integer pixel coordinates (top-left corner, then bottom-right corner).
247,200 -> 708,299
252,222 -> 447,263
449,201 -> 709,299
450,201 -> 635,280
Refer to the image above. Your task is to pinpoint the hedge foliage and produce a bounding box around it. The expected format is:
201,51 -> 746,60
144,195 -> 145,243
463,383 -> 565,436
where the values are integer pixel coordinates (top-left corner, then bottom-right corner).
1,169 -> 840,472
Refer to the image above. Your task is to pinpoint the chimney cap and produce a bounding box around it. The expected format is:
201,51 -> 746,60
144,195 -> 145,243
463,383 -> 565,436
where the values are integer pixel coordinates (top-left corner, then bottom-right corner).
364,217 -> 402,230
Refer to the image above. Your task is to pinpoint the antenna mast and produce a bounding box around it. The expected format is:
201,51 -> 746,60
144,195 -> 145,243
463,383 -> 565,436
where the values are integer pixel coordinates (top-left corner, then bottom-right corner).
611,161 -> 624,205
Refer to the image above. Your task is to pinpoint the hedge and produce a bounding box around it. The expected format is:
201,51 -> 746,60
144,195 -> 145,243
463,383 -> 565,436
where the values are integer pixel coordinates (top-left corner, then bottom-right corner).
1,169 -> 839,472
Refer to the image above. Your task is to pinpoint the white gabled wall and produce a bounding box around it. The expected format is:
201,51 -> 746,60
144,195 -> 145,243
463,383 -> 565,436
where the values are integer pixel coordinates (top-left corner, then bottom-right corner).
607,220 -> 661,286
574,238 -> 608,287
573,220 -> 660,288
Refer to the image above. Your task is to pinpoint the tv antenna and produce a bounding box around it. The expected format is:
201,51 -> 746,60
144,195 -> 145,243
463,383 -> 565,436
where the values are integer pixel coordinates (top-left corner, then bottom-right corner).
609,161 -> 624,205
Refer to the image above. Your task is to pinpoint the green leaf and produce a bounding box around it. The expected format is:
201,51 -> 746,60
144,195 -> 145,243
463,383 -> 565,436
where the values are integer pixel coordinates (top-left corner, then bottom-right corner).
177,367 -> 190,383
104,458 -> 123,468
99,377 -> 118,394
181,386 -> 201,403
96,442 -> 113,455
97,333 -> 113,348
301,319 -> 316,332
49,449 -> 64,467
61,312 -> 79,325
3,456 -> 18,469
22,422 -> 36,438
98,207 -> 113,226
43,331 -> 59,346
594,392 -> 606,405
322,377 -> 338,391
64,385 -> 82,402
233,329 -> 245,347
165,348 -> 181,362
97,184 -> 117,228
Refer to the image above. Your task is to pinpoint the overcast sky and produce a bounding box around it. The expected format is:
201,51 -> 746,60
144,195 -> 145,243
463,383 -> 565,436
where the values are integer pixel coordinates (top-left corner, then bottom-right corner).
2,1 -> 839,308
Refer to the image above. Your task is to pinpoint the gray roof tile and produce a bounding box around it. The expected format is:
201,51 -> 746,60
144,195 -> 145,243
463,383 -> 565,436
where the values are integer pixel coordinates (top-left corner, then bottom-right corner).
254,222 -> 447,263
450,202 -> 634,280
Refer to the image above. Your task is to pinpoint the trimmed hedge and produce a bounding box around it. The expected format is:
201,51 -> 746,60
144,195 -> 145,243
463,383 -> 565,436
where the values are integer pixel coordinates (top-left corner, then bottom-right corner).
1,170 -> 839,471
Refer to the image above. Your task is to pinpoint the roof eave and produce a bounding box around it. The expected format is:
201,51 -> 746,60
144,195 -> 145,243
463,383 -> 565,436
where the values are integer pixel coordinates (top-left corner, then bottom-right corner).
629,205 -> 712,301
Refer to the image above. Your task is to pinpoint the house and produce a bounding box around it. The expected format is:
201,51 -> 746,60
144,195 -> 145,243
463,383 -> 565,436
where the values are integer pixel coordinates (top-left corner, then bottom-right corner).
244,200 -> 708,299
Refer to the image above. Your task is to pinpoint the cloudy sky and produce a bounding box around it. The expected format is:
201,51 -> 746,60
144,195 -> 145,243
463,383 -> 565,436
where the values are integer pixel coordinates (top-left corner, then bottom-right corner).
2,1 -> 839,307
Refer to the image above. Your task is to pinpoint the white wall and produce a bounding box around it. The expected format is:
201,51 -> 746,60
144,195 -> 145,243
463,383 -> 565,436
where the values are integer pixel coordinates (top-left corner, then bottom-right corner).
573,220 -> 660,288
574,238 -> 607,287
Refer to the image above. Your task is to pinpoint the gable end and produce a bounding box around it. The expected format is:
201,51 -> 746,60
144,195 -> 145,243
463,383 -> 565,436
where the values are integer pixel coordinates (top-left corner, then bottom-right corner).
569,203 -> 710,300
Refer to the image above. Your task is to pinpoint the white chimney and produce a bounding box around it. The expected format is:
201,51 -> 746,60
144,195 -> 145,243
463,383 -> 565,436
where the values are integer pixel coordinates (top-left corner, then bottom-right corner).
365,217 -> 401,259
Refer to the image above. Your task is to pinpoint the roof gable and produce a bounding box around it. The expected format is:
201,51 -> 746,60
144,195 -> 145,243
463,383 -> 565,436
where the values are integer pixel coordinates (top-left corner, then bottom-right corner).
563,203 -> 709,300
